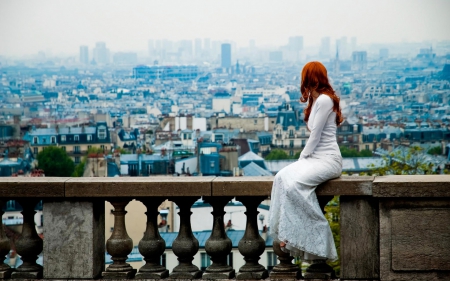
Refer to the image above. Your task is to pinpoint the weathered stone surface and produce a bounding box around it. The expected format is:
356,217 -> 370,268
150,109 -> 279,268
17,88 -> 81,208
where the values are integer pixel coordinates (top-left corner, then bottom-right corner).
340,196 -> 379,279
102,269 -> 137,279
391,208 -> 450,271
380,199 -> 450,281
0,177 -> 67,198
212,177 -> 273,196
317,176 -> 374,196
43,200 -> 105,279
373,175 -> 450,197
65,177 -> 214,197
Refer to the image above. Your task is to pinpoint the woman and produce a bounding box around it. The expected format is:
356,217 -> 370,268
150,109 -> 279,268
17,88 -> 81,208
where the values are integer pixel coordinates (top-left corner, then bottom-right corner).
268,61 -> 343,262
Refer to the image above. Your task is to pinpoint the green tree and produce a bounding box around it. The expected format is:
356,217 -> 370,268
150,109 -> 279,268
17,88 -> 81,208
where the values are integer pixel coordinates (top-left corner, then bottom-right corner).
427,146 -> 442,156
264,149 -> 290,160
369,146 -> 433,175
72,158 -> 86,177
292,151 -> 301,159
37,146 -> 74,177
339,147 -> 373,158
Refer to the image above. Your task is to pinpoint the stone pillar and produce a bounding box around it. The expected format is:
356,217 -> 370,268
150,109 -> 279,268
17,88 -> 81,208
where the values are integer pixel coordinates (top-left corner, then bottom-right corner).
269,240 -> 302,280
43,199 -> 105,279
235,196 -> 268,280
135,198 -> 169,279
169,197 -> 202,279
303,195 -> 336,279
11,199 -> 43,279
202,196 -> 235,279
0,200 -> 12,279
102,199 -> 136,279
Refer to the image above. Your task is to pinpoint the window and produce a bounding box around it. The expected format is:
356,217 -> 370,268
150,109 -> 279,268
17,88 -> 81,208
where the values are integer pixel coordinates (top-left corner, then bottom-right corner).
61,146 -> 66,152
290,140 -> 294,148
87,145 -> 92,150
51,136 -> 56,144
74,156 -> 80,164
301,129 -> 305,137
33,147 -> 38,155
6,200 -> 15,210
100,145 -> 105,150
353,136 -> 358,142
289,130 -> 294,137
33,137 -> 38,144
87,135 -> 92,141
61,135 -> 66,142
341,126 -> 348,132
98,126 -> 107,139
74,135 -> 79,142
201,253 -> 211,270
254,119 -> 257,124
365,145 -> 370,150
289,150 -> 293,156
74,146 -> 80,153
267,251 -> 278,270
42,138 -> 46,144
301,140 -> 306,147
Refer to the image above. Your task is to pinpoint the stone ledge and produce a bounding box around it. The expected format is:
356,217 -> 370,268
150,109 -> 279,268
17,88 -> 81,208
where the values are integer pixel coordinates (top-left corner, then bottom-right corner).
65,177 -> 215,197
212,176 -> 273,196
373,175 -> 450,197
317,176 -> 374,196
0,177 -> 68,198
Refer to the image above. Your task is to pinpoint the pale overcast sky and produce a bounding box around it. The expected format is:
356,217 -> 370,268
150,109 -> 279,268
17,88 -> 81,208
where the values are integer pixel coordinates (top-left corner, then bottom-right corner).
1,0 -> 449,56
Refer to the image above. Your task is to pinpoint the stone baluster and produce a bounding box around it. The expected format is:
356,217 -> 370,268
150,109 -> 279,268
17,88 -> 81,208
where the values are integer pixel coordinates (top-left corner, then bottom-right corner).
102,199 -> 136,279
304,195 -> 336,279
11,199 -> 43,279
202,196 -> 235,279
135,198 -> 169,279
269,239 -> 302,279
169,197 -> 202,279
235,196 -> 268,280
0,200 -> 13,279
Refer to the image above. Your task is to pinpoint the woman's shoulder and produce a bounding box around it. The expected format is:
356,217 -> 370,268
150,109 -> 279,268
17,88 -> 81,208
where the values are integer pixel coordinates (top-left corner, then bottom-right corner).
317,94 -> 333,106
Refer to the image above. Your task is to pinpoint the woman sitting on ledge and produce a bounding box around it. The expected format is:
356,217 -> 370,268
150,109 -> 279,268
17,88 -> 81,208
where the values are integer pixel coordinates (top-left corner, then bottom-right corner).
268,61 -> 343,262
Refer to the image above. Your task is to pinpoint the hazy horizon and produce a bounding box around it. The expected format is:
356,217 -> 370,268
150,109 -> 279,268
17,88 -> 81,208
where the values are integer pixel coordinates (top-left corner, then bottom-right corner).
1,0 -> 450,57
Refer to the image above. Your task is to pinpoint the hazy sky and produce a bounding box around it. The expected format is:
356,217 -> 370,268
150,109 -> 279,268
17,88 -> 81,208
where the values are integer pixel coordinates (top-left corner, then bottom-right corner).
1,0 -> 449,56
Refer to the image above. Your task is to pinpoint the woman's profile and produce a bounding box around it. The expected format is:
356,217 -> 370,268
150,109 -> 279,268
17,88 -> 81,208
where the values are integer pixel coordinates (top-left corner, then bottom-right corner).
268,61 -> 343,263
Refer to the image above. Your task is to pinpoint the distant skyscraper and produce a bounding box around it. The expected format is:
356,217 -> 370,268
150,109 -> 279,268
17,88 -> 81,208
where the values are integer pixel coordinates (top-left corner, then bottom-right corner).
148,40 -> 154,57
351,37 -> 357,52
194,38 -> 202,58
337,37 -> 348,59
379,48 -> 389,60
93,42 -> 110,64
288,36 -> 303,51
320,37 -> 330,58
221,43 -> 231,68
79,45 -> 89,64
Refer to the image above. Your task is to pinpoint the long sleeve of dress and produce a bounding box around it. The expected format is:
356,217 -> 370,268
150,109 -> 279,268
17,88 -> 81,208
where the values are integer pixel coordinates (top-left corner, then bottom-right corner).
300,96 -> 334,159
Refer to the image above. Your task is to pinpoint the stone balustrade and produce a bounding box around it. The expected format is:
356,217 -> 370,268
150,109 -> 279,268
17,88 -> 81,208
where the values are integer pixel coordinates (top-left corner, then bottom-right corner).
0,175 -> 449,281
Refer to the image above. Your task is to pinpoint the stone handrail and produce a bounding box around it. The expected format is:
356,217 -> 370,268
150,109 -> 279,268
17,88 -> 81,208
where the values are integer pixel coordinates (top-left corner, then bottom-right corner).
0,175 -> 449,280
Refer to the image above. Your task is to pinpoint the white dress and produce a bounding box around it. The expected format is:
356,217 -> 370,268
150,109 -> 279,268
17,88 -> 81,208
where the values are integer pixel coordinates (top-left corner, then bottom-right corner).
268,94 -> 342,261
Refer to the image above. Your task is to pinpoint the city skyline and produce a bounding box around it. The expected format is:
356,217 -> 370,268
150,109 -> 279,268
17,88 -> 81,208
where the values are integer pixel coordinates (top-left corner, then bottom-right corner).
1,0 -> 450,57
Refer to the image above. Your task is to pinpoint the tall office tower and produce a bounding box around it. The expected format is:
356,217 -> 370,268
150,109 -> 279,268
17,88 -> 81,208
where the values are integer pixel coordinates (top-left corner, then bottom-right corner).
288,36 -> 304,51
379,48 -> 389,60
194,38 -> 202,58
148,40 -> 154,57
337,37 -> 348,59
351,51 -> 367,71
351,37 -> 357,52
319,37 -> 330,59
93,42 -> 110,64
221,43 -> 231,68
79,45 -> 89,64
204,38 -> 211,51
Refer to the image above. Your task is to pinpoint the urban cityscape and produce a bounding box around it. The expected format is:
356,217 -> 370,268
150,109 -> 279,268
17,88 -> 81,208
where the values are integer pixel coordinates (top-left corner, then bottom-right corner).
1,0 -> 450,279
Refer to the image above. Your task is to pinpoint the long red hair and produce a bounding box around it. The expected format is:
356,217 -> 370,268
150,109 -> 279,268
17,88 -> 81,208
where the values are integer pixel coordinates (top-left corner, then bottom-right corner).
300,61 -> 343,126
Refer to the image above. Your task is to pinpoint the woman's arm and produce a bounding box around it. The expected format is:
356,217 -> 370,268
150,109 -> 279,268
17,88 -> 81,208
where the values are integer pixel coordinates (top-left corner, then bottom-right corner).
299,95 -> 333,159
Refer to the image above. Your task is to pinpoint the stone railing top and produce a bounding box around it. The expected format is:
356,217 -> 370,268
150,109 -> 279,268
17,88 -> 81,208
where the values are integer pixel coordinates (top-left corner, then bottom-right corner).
0,175 -> 448,198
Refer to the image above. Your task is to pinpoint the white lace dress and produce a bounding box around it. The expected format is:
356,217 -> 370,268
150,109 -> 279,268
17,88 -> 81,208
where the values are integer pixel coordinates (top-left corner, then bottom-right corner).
268,94 -> 342,261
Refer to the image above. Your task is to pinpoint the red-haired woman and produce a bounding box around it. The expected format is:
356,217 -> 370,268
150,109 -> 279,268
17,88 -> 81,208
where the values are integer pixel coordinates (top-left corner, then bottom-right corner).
268,61 -> 344,263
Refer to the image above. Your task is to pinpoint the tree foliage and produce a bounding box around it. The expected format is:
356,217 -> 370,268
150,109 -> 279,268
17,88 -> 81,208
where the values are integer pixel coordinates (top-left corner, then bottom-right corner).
369,146 -> 433,175
427,146 -> 442,156
37,146 -> 74,177
339,146 -> 372,158
264,149 -> 291,160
